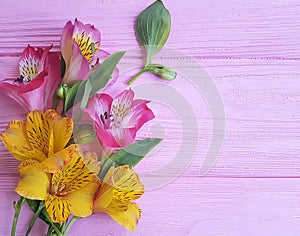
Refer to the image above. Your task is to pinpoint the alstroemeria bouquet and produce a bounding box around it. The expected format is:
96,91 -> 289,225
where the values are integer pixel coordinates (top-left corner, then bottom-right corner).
0,1 -> 176,235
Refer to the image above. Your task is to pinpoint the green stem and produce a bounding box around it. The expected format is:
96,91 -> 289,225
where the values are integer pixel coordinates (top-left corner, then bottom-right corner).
62,216 -> 79,235
11,196 -> 26,236
48,221 -> 63,236
46,225 -> 52,236
127,68 -> 148,85
25,201 -> 45,236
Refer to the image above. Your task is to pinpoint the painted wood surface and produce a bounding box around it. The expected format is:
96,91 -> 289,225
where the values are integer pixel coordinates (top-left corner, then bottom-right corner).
1,0 -> 300,235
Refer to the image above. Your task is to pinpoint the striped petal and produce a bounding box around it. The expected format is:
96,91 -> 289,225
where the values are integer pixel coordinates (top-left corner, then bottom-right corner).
51,111 -> 73,153
112,166 -> 144,202
0,120 -> 46,162
26,110 -> 54,156
52,152 -> 95,194
45,194 -> 71,223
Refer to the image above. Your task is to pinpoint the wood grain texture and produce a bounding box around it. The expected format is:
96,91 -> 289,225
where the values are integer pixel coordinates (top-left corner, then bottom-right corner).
1,0 -> 300,235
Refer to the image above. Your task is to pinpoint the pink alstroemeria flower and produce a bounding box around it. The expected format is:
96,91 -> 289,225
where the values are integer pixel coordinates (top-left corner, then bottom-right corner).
61,19 -> 118,86
0,45 -> 60,112
84,90 -> 155,148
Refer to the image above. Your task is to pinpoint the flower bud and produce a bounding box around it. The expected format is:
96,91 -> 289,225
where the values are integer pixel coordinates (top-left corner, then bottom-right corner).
73,124 -> 96,145
56,83 -> 69,99
147,64 -> 177,80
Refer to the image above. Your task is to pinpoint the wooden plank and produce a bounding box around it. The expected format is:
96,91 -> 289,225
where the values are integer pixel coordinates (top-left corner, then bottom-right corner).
1,176 -> 300,235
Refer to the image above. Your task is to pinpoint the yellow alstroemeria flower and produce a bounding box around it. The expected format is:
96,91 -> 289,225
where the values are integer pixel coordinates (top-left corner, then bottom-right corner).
15,151 -> 100,223
93,165 -> 144,231
0,109 -> 75,172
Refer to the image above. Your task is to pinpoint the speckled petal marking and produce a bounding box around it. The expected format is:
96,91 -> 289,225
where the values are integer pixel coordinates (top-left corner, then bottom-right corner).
73,32 -> 99,62
45,194 -> 71,223
19,54 -> 39,82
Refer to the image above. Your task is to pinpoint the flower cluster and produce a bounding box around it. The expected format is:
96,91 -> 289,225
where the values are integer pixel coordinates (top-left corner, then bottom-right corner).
1,1 -> 174,234
0,17 -> 162,236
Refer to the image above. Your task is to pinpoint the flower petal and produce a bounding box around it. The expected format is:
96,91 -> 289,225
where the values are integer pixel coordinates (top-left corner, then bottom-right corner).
73,19 -> 101,62
108,128 -> 135,147
66,177 -> 100,218
84,94 -> 113,130
0,79 -> 27,109
61,21 -> 74,68
0,120 -> 45,161
106,202 -> 142,231
40,144 -> 78,173
112,165 -> 144,202
125,99 -> 154,130
51,112 -> 73,153
25,110 -> 54,156
52,151 -> 95,193
83,152 -> 100,175
62,40 -> 90,85
111,90 -> 134,125
19,45 -> 40,81
45,194 -> 71,223
15,160 -> 50,200
18,73 -> 48,112
43,51 -> 61,110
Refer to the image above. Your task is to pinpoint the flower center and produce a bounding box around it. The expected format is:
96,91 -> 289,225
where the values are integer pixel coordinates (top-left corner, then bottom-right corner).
111,103 -> 130,127
51,183 -> 68,196
73,31 -> 99,62
100,111 -> 114,126
19,55 -> 39,82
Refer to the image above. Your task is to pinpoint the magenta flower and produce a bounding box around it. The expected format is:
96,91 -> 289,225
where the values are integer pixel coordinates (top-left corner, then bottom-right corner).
61,19 -> 118,86
84,90 -> 155,148
0,45 -> 60,112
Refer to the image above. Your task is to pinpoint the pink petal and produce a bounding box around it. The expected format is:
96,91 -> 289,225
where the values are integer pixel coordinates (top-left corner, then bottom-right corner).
19,45 -> 40,81
0,79 -> 27,109
125,99 -> 155,130
44,51 -> 61,109
38,45 -> 53,73
96,128 -> 119,148
61,21 -> 74,68
73,19 -> 101,46
19,45 -> 39,65
62,40 -> 90,85
84,94 -> 113,130
18,72 -> 48,111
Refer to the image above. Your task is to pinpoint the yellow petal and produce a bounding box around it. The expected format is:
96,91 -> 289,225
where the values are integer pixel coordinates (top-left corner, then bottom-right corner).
45,194 -> 71,223
0,120 -> 44,161
40,144 -> 78,173
26,110 -> 54,156
83,152 -> 100,175
94,166 -> 115,209
67,177 -> 100,217
48,110 -> 73,153
15,160 -> 50,200
107,202 -> 142,231
52,151 -> 95,193
112,166 -> 144,202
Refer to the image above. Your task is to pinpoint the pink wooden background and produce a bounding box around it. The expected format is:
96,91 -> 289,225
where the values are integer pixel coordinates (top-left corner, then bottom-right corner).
1,0 -> 300,235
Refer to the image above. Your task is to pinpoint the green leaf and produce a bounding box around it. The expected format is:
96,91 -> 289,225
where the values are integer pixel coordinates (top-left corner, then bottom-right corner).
110,138 -> 162,167
63,81 -> 82,113
80,79 -> 92,109
79,51 -> 125,109
136,0 -> 171,65
98,138 -> 162,180
26,200 -> 49,224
